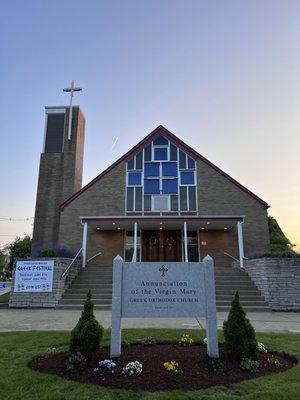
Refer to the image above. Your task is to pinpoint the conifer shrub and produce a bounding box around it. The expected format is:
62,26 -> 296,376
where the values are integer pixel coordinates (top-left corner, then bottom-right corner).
223,291 -> 257,359
39,248 -> 60,257
69,290 -> 103,358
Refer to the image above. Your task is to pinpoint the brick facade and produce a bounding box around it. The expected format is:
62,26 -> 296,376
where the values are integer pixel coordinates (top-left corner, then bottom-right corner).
56,157 -> 269,268
58,162 -> 126,257
31,107 -> 85,254
32,122 -> 270,268
196,159 -> 270,259
198,228 -> 239,267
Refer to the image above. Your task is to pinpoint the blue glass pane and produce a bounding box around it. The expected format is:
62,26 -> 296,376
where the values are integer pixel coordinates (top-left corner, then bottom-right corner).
162,179 -> 178,194
154,147 -> 168,160
162,162 -> 177,177
181,171 -> 195,185
144,162 -> 159,177
144,179 -> 160,194
128,172 -> 141,185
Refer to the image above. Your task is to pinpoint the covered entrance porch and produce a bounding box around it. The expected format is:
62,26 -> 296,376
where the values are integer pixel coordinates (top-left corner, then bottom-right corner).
80,216 -> 245,268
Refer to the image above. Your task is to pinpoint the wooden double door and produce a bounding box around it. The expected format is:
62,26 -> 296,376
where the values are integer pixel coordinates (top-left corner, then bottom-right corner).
142,230 -> 182,262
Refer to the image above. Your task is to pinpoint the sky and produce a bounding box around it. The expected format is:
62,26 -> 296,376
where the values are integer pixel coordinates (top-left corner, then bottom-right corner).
0,0 -> 299,250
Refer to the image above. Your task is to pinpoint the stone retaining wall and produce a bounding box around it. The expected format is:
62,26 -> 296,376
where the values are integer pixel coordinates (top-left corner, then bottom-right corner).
9,257 -> 81,308
234,258 -> 300,311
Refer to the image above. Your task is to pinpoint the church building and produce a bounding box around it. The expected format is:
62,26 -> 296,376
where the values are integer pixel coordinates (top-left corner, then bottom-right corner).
32,106 -> 270,270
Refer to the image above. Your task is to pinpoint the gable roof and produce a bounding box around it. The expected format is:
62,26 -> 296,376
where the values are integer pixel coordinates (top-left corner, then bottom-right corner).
59,125 -> 269,211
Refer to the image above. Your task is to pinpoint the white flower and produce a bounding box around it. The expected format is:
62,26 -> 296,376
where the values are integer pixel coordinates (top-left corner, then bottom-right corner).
203,337 -> 208,344
257,342 -> 268,353
122,361 -> 143,376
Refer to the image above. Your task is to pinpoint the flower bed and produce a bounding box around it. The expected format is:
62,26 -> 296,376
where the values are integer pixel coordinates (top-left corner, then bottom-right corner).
28,344 -> 296,392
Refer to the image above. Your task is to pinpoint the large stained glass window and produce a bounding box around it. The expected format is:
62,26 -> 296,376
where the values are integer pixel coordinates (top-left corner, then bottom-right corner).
126,134 -> 197,212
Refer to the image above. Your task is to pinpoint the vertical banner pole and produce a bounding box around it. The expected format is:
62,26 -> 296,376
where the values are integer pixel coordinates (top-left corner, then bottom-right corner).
110,255 -> 123,357
203,255 -> 219,358
82,222 -> 88,268
184,221 -> 188,262
237,221 -> 244,269
133,221 -> 138,262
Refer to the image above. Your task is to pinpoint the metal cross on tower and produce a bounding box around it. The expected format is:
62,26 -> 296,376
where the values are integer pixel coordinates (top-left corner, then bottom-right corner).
63,80 -> 82,140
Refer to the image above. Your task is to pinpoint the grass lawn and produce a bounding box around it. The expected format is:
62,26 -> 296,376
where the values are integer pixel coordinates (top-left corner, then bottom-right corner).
0,329 -> 299,400
0,291 -> 10,306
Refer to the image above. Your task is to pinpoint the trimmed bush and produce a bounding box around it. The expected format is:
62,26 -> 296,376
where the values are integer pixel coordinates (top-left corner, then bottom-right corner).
39,248 -> 60,257
223,291 -> 257,359
70,290 -> 103,358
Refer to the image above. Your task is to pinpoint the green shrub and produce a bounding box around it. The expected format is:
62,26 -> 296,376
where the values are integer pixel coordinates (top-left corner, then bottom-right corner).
140,336 -> 157,346
223,291 -> 257,359
69,290 -> 103,358
39,248 -> 60,257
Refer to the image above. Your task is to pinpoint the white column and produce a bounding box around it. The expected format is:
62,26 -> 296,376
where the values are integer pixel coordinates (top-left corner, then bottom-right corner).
82,222 -> 88,268
184,221 -> 188,262
237,221 -> 244,268
133,222 -> 138,262
203,255 -> 219,358
110,255 -> 123,357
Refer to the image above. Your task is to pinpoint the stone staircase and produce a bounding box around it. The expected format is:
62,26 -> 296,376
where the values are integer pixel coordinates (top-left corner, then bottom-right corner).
57,265 -> 270,312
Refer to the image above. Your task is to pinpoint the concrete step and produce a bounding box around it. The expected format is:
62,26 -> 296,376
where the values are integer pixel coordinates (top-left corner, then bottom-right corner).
77,273 -> 113,278
215,284 -> 256,290
216,289 -> 260,295
67,289 -> 112,294
56,304 -> 112,310
217,300 -> 268,306
58,266 -> 270,311
59,298 -> 112,305
216,295 -> 265,301
76,276 -> 112,285
217,305 -> 270,312
62,293 -> 112,299
70,284 -> 113,289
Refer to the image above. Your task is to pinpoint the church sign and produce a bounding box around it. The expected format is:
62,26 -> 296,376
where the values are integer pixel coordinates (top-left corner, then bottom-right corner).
110,255 -> 219,358
14,260 -> 54,292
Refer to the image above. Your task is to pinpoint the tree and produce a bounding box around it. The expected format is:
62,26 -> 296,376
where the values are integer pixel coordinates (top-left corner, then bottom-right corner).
6,236 -> 32,270
70,290 -> 103,358
0,249 -> 10,279
223,291 -> 257,359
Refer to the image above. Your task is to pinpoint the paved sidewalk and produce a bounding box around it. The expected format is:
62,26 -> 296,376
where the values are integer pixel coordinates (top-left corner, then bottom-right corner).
0,309 -> 299,333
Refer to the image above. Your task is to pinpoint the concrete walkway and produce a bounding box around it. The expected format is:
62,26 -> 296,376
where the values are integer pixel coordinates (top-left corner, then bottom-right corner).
0,309 -> 299,333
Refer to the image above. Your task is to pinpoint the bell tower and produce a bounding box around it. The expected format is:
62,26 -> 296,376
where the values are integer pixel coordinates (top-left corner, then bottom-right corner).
31,105 -> 85,253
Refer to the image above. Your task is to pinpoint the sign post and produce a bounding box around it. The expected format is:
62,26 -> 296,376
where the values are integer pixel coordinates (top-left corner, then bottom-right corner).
110,255 -> 219,358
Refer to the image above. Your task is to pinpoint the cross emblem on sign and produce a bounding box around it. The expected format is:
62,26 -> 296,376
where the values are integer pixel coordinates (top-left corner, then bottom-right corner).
159,265 -> 168,278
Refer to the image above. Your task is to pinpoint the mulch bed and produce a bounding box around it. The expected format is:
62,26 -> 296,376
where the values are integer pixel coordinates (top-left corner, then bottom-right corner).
28,344 -> 297,391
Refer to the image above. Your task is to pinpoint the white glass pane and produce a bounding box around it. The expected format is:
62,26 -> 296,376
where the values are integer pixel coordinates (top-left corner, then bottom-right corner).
152,196 -> 169,211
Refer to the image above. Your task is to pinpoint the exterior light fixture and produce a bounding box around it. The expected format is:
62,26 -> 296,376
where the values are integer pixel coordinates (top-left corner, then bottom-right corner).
112,222 -> 116,225
201,227 -> 205,230
207,222 -> 210,225
117,227 -> 121,230
96,227 -> 101,231
160,227 -> 163,230
159,222 -> 163,225
224,227 -> 228,230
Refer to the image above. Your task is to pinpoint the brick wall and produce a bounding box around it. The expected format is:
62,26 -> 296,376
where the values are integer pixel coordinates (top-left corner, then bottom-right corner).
57,157 -> 269,266
58,162 -> 126,254
196,159 -> 270,258
32,107 -> 85,253
87,230 -> 125,267
199,228 -> 238,266
234,258 -> 300,310
9,258 -> 81,308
